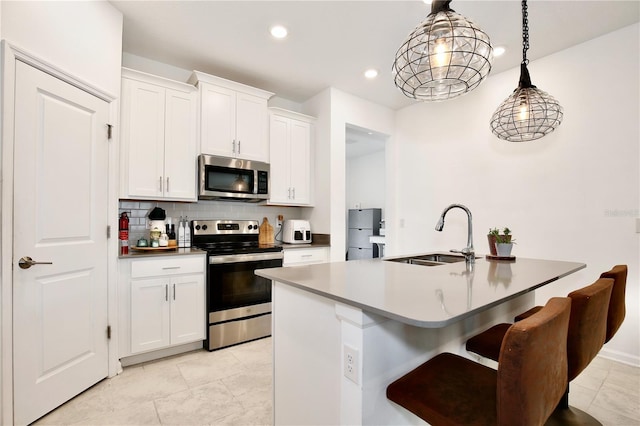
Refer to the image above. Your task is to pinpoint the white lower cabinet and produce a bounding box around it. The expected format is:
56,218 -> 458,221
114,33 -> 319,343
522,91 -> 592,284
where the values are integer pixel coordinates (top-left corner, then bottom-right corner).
119,254 -> 206,357
283,247 -> 329,266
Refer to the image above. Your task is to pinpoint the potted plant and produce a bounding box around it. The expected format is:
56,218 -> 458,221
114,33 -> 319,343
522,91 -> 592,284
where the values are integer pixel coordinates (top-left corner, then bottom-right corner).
487,228 -> 500,255
495,227 -> 515,257
487,227 -> 513,256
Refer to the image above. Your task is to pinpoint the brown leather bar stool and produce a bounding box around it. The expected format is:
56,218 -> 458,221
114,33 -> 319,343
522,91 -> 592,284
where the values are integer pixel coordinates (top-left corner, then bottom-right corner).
512,265 -> 627,334
599,265 -> 627,342
387,297 -> 571,426
466,277 -> 614,425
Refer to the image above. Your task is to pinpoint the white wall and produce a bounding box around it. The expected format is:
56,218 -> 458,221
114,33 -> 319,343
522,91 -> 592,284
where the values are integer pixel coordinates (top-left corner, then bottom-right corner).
1,1 -> 123,96
392,24 -> 640,365
1,2 -> 124,423
346,150 -> 386,213
303,88 -> 395,261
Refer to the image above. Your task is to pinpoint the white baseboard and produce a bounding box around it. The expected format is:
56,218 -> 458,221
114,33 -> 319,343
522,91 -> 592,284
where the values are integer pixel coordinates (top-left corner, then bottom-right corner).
119,341 -> 204,367
598,347 -> 640,368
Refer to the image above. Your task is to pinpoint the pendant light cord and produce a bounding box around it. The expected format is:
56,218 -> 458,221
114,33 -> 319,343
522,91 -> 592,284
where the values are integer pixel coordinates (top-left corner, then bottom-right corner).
522,0 -> 529,65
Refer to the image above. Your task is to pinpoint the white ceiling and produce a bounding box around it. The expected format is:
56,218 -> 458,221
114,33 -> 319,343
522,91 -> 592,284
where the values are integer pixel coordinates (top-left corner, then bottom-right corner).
110,1 -> 639,111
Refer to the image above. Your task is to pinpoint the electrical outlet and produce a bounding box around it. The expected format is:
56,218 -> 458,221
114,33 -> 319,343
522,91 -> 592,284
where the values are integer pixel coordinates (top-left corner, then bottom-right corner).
277,214 -> 284,227
343,344 -> 359,384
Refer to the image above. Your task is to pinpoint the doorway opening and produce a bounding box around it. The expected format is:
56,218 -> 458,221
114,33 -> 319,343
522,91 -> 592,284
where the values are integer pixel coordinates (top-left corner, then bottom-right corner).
345,124 -> 388,259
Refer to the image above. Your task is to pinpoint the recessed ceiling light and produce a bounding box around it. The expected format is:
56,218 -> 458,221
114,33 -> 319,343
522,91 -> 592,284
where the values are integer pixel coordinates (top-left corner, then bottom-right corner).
270,25 -> 288,39
364,69 -> 378,79
494,46 -> 506,57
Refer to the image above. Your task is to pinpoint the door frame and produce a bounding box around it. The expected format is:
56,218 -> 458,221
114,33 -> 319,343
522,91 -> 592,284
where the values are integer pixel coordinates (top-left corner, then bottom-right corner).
0,41 -> 121,425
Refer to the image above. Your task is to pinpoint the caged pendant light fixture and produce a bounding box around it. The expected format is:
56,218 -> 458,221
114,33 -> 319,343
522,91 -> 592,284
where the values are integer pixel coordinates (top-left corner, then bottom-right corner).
392,0 -> 493,102
490,0 -> 563,142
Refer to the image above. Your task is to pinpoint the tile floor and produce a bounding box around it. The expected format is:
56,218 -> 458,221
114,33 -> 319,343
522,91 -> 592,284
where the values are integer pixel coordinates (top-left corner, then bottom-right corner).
35,338 -> 639,425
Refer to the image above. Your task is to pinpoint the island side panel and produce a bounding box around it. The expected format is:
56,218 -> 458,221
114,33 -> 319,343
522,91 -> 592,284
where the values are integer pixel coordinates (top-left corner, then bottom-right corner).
273,278 -> 535,425
272,281 -> 342,425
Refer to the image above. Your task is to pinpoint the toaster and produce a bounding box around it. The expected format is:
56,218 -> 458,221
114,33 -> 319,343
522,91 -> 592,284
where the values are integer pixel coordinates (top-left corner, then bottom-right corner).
282,220 -> 312,244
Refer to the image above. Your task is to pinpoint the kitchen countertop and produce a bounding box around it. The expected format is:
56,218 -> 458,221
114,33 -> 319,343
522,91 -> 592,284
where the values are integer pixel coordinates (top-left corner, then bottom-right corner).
118,247 -> 207,259
256,254 -> 585,328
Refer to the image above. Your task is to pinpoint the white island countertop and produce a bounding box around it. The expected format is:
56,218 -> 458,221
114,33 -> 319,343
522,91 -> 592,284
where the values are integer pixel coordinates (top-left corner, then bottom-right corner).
256,253 -> 585,328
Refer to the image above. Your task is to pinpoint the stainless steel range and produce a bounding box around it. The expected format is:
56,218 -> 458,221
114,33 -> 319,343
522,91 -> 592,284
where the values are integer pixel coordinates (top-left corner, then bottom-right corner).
191,219 -> 283,351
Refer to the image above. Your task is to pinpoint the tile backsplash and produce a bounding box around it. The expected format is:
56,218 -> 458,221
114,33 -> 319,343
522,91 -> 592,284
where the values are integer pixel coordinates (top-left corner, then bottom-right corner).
119,199 -> 304,244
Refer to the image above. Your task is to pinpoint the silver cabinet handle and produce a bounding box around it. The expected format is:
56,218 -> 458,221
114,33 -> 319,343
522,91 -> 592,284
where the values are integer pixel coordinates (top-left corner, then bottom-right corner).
173,283 -> 176,300
159,176 -> 163,192
165,284 -> 168,302
162,266 -> 180,270
292,187 -> 296,199
232,140 -> 236,154
288,188 -> 291,199
166,177 -> 170,193
18,256 -> 53,269
237,140 -> 241,154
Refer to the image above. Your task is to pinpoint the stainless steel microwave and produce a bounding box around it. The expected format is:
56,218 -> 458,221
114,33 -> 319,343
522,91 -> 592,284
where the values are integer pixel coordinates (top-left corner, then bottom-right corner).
198,154 -> 269,202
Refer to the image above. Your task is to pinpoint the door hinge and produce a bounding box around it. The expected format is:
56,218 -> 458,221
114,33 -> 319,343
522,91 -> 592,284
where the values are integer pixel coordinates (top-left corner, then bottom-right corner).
107,325 -> 112,339
107,225 -> 111,238
107,124 -> 113,140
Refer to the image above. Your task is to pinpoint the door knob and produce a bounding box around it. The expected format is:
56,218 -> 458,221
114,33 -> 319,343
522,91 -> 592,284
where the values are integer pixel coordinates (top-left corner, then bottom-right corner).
18,256 -> 53,269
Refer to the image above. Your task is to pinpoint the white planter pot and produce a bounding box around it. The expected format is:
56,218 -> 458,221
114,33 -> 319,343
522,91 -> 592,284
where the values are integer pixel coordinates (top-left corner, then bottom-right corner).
496,243 -> 513,257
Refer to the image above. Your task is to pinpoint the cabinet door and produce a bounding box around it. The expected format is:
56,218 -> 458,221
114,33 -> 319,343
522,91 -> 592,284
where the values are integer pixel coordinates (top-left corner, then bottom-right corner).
164,88 -> 197,201
268,114 -> 291,203
122,79 -> 165,198
236,92 -> 269,162
289,119 -> 311,205
131,278 -> 170,354
170,274 -> 205,345
200,82 -> 236,157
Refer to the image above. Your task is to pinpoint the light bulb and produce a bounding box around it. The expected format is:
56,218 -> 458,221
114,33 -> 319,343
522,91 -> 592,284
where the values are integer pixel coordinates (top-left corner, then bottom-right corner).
430,39 -> 451,81
433,39 -> 450,68
518,102 -> 529,121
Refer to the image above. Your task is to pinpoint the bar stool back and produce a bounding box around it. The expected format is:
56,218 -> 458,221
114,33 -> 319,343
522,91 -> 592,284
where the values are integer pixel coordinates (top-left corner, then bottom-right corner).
387,297 -> 571,426
600,265 -> 627,343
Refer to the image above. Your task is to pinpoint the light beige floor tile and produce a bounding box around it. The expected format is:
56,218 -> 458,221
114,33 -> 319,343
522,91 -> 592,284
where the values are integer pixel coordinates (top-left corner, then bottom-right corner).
568,381 -> 598,411
227,338 -> 272,366
221,368 -> 272,398
591,380 -> 640,421
72,401 -> 160,426
142,348 -> 210,373
216,405 -> 273,426
177,350 -> 245,388
104,364 -> 189,411
155,380 -> 245,425
584,402 -> 639,426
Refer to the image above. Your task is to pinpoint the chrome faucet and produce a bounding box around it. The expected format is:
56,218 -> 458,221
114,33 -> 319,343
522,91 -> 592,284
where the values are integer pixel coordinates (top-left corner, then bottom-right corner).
435,204 -> 475,264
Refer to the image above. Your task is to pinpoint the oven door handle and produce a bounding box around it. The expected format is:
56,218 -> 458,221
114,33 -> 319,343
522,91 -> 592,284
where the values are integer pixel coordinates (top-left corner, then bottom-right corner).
208,251 -> 284,264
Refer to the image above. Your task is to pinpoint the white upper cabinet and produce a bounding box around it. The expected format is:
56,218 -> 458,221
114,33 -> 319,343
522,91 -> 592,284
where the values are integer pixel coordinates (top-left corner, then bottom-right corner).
120,68 -> 197,201
189,71 -> 273,162
268,108 -> 315,206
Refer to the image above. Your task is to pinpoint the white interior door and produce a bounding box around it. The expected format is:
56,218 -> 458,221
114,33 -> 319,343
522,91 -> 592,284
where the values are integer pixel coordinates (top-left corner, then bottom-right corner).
12,60 -> 110,425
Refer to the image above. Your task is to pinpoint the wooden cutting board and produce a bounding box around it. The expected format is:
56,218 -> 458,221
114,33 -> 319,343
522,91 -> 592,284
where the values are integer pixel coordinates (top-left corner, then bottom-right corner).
259,217 -> 274,245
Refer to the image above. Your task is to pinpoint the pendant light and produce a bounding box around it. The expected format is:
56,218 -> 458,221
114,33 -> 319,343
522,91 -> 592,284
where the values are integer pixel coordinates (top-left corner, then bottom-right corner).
392,0 -> 493,102
490,0 -> 563,142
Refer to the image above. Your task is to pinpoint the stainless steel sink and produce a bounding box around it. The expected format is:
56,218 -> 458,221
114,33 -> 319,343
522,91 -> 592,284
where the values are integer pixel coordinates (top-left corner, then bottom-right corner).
384,253 -> 467,266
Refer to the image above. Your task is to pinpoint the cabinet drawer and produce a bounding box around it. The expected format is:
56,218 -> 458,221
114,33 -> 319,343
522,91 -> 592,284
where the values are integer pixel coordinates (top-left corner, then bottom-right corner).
284,247 -> 328,266
131,255 -> 205,278
348,228 -> 374,248
348,209 -> 381,229
348,247 -> 373,260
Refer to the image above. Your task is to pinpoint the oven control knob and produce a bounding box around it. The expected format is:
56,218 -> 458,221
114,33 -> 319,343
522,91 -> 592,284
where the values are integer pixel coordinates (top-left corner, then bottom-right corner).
195,225 -> 201,230
248,225 -> 254,230
202,224 -> 208,230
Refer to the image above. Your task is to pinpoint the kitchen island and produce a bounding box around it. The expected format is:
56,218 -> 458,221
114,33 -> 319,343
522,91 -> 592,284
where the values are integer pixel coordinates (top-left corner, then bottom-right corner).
256,254 -> 585,425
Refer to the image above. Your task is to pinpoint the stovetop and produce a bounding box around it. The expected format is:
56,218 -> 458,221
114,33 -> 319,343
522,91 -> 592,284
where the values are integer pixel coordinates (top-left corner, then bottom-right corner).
191,219 -> 282,256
